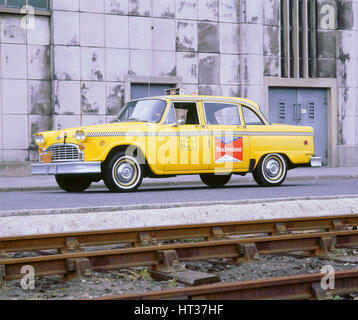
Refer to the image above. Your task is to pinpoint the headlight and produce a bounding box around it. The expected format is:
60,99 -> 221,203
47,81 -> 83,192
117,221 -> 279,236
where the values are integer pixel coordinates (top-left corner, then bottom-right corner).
75,130 -> 86,142
35,134 -> 45,145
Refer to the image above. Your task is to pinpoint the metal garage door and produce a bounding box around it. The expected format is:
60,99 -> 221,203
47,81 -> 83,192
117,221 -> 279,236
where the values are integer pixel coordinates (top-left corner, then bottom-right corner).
131,83 -> 174,100
269,88 -> 328,166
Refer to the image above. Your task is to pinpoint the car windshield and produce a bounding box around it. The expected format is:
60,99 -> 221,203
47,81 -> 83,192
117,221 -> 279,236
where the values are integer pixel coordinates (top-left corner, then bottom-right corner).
112,99 -> 167,123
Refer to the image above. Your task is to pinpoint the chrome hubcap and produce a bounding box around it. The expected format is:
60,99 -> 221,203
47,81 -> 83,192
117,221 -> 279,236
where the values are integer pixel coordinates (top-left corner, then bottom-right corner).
265,159 -> 281,179
116,162 -> 135,184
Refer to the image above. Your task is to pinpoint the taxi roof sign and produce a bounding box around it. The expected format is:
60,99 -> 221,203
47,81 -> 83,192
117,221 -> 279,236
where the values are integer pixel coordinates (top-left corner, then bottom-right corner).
166,88 -> 184,96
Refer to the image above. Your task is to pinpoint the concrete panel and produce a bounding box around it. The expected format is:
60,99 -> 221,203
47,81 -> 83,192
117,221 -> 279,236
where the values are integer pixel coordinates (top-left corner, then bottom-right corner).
240,84 -> 264,107
3,150 -> 28,162
198,53 -> 219,85
219,0 -> 239,23
176,52 -> 198,84
152,51 -> 176,76
0,15 -> 26,44
338,87 -> 358,117
240,54 -> 264,85
28,81 -> 52,115
338,115 -> 358,145
27,45 -> 51,80
198,85 -> 220,95
337,57 -> 358,88
240,23 -> 263,55
29,115 -> 52,151
52,0 -> 80,11
0,44 -> 27,79
240,0 -> 263,24
106,49 -> 129,82
81,47 -> 106,81
338,30 -> 358,60
53,81 -> 81,115
220,54 -> 240,85
220,85 -> 241,98
3,115 -> 28,149
176,20 -> 197,52
264,56 -> 280,77
129,0 -> 152,16
182,84 -> 198,95
152,18 -> 176,51
80,13 -> 105,47
82,115 -> 107,126
337,145 -> 358,166
129,50 -> 152,76
263,25 -> 280,56
27,16 -> 51,46
129,16 -> 153,50
198,0 -> 219,21
52,11 -> 79,45
80,0 -> 105,13
53,115 -> 81,131
2,80 -> 27,115
153,0 -> 175,18
107,82 -> 125,115
105,15 -> 129,48
220,23 -> 240,54
176,0 -> 197,20
263,0 -> 280,26
317,30 -> 336,59
53,46 -> 81,81
198,22 -> 219,53
81,82 -> 106,115
105,0 -> 128,14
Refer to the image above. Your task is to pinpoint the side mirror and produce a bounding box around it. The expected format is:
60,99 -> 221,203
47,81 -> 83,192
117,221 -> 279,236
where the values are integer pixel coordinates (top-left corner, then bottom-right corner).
173,119 -> 185,127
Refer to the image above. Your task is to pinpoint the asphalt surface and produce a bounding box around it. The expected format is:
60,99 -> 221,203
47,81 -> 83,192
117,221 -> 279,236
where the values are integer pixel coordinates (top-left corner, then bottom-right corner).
1,178 -> 358,212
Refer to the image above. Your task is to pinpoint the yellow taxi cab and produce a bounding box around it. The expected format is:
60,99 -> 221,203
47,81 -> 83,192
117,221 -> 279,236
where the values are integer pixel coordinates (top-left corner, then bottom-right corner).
31,89 -> 321,192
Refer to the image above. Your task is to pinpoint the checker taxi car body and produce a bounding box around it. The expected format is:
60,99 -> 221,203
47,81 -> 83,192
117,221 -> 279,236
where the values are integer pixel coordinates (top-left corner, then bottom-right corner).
32,93 -> 321,192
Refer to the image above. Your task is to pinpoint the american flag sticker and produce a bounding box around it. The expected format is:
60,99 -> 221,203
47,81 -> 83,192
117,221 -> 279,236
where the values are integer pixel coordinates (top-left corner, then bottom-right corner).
215,137 -> 243,163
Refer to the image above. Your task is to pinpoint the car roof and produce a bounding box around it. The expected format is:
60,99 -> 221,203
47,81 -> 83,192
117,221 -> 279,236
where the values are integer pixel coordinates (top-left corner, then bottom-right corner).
150,95 -> 260,109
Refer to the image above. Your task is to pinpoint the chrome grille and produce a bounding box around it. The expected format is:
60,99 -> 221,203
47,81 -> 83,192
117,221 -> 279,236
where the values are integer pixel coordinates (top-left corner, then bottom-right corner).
45,144 -> 83,162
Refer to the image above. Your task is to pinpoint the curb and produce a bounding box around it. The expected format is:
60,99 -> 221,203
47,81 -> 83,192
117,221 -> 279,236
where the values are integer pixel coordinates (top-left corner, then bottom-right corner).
0,174 -> 358,192
1,194 -> 358,218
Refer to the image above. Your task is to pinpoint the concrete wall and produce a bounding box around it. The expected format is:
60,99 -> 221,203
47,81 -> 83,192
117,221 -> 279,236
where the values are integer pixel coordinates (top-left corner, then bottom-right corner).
336,0 -> 358,165
0,0 -> 357,168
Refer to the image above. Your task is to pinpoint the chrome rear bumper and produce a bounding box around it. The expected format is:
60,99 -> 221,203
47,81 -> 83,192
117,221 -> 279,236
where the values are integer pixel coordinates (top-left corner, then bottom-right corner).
31,162 -> 102,175
310,157 -> 322,167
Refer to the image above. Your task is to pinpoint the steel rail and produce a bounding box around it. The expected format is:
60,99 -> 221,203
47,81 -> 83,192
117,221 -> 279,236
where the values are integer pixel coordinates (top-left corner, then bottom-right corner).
0,214 -> 357,253
1,229 -> 358,281
93,268 -> 358,300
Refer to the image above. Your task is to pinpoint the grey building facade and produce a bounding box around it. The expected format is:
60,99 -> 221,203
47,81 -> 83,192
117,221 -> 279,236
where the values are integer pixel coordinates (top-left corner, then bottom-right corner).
0,0 -> 357,168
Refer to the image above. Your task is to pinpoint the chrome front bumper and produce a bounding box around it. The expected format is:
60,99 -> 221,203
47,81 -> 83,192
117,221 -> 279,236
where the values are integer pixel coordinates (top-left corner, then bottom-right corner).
31,162 -> 102,175
310,157 -> 322,167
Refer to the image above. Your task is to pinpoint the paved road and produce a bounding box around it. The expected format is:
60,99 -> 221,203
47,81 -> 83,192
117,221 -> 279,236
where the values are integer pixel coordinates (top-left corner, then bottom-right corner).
1,178 -> 358,212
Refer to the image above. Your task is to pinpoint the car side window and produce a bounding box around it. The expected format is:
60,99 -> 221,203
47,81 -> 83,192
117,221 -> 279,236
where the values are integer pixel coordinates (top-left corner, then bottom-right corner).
203,103 -> 241,125
242,106 -> 265,125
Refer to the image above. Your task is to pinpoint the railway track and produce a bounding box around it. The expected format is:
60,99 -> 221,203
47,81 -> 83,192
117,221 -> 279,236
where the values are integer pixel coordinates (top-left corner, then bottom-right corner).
1,214 -> 358,283
93,268 -> 358,300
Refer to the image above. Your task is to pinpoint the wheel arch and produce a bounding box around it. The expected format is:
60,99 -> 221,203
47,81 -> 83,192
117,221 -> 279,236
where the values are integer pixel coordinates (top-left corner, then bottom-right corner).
101,144 -> 155,178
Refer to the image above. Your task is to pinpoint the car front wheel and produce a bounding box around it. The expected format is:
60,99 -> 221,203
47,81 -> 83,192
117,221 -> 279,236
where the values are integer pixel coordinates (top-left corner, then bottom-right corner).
200,173 -> 232,188
103,151 -> 143,192
252,153 -> 287,187
55,175 -> 92,192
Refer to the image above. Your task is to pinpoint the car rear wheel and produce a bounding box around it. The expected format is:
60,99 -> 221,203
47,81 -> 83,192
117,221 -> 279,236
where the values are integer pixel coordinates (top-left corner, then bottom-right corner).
55,175 -> 92,192
103,151 -> 143,192
252,153 -> 287,187
200,173 -> 232,188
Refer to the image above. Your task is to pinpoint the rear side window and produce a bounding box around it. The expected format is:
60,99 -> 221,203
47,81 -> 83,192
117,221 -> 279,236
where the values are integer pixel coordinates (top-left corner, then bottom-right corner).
204,103 -> 241,125
242,106 -> 265,125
